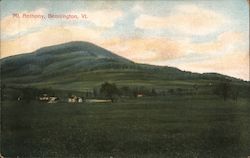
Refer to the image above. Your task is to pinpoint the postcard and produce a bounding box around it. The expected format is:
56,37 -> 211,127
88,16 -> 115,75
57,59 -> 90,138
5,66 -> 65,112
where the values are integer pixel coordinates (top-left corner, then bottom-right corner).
0,0 -> 249,157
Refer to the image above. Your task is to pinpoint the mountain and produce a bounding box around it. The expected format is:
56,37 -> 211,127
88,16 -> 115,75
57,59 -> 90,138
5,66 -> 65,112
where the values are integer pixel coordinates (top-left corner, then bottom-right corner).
0,41 -> 247,92
1,41 -> 132,77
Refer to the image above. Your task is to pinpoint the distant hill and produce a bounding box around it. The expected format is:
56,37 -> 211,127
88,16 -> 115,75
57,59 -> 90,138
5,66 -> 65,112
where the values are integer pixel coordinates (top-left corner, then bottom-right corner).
0,41 -> 247,92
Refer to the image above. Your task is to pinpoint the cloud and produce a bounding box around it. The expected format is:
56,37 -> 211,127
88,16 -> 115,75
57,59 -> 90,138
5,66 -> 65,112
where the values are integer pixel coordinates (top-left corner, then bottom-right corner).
177,52 -> 249,81
190,31 -> 248,55
85,9 -> 123,27
1,26 -> 103,58
132,3 -> 144,13
100,37 -> 186,63
1,8 -> 123,39
69,9 -> 123,28
135,5 -> 229,35
104,31 -> 248,66
157,31 -> 249,80
1,8 -> 46,36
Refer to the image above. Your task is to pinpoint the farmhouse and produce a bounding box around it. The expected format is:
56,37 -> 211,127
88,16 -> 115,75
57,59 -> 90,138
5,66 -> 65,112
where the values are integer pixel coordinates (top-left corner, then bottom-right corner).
68,95 -> 83,103
136,93 -> 144,98
39,94 -> 49,101
48,97 -> 59,103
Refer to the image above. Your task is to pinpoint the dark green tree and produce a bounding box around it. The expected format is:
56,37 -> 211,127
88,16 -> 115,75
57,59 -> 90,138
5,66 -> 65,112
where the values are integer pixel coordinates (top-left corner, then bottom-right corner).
151,88 -> 157,96
120,86 -> 131,97
100,82 -> 119,102
93,88 -> 98,98
168,89 -> 174,95
21,87 -> 40,102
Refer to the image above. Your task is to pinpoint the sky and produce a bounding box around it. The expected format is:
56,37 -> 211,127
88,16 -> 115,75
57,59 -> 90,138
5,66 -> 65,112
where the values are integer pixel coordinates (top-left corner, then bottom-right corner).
1,0 -> 249,80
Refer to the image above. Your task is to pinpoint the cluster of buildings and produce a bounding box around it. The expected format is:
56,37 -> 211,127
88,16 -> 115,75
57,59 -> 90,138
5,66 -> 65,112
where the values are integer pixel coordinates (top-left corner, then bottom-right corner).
39,94 -> 60,103
39,94 -> 83,104
19,93 -> 145,104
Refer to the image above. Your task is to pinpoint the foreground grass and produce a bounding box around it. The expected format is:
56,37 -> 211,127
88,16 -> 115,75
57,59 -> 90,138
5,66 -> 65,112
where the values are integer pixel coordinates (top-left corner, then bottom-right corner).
1,95 -> 250,158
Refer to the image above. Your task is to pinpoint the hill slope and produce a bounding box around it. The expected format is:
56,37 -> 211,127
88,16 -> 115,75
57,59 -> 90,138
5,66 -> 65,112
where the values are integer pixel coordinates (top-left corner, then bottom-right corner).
0,41 -> 247,92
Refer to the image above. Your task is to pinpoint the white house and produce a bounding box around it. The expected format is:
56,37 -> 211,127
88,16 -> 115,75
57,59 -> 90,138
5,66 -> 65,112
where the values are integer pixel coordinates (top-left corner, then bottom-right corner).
48,97 -> 59,103
78,97 -> 83,103
137,93 -> 144,98
68,95 -> 83,103
39,94 -> 49,101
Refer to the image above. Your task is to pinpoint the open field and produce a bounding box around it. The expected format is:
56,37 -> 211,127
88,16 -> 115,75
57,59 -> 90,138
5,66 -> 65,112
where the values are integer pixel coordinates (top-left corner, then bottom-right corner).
1,95 -> 250,158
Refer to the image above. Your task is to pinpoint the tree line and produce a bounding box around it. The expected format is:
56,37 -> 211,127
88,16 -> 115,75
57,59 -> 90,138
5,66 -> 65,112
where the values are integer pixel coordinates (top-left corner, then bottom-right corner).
1,80 -> 249,102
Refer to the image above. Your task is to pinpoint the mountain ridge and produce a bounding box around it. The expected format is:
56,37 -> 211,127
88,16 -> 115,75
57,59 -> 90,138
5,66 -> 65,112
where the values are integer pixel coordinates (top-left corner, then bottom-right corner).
1,41 -> 247,92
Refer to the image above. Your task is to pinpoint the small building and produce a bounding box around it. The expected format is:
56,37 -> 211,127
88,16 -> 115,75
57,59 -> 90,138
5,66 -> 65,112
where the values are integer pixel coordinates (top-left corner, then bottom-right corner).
17,96 -> 22,101
78,97 -> 83,103
39,94 -> 49,101
68,95 -> 83,103
48,97 -> 59,103
137,93 -> 144,98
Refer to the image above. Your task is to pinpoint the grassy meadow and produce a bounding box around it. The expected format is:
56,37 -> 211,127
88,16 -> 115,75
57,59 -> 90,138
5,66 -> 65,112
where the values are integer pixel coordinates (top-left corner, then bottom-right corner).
1,95 -> 250,158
